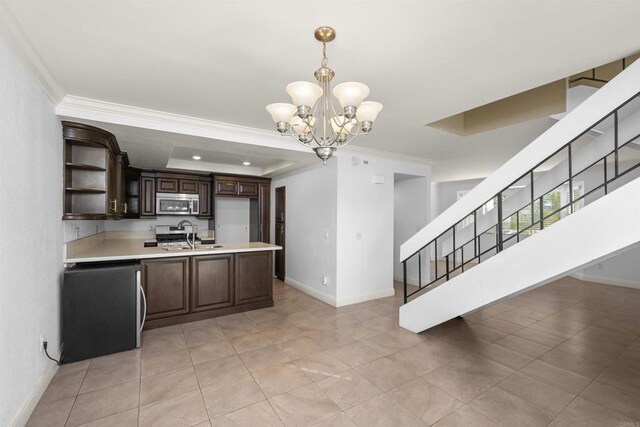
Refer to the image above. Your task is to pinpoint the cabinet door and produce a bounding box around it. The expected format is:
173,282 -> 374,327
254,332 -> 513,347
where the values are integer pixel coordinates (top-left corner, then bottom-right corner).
275,222 -> 285,281
179,179 -> 199,194
238,181 -> 258,197
259,182 -> 270,243
191,255 -> 234,312
106,153 -> 118,218
215,179 -> 238,196
140,176 -> 156,216
157,178 -> 179,193
115,155 -> 126,218
197,180 -> 212,217
142,257 -> 190,320
235,251 -> 272,305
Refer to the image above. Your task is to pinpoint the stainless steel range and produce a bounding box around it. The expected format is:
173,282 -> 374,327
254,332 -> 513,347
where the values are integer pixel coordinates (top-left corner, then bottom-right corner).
155,224 -> 199,248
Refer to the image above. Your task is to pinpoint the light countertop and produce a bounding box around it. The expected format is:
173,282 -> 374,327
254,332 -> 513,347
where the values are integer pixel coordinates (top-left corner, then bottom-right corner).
65,233 -> 281,264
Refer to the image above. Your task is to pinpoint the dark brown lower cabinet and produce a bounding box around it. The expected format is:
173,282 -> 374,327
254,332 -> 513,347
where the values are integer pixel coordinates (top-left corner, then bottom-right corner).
142,257 -> 190,320
191,254 -> 234,312
142,251 -> 273,329
236,251 -> 273,305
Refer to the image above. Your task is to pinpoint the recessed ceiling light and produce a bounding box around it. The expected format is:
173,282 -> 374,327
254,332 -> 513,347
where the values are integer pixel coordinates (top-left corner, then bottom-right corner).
242,161 -> 251,166
192,155 -> 202,160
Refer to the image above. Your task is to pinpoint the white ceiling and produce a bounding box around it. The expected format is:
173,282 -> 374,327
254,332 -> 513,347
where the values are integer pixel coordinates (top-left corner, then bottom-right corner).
6,0 -> 640,180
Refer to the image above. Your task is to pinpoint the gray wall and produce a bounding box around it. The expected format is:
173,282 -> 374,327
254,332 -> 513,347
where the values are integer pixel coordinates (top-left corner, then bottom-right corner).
0,39 -> 63,425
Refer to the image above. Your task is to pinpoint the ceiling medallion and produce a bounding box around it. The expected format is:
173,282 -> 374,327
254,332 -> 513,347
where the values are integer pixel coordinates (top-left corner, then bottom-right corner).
266,26 -> 383,164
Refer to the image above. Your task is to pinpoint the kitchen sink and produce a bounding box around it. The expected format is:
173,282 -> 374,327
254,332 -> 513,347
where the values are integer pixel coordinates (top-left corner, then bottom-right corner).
161,245 -> 223,252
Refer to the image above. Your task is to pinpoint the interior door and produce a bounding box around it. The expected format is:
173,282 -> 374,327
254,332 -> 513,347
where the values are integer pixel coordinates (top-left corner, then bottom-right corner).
275,186 -> 285,281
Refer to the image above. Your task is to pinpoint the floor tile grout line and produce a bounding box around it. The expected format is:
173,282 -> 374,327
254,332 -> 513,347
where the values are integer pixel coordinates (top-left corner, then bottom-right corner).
63,358 -> 92,427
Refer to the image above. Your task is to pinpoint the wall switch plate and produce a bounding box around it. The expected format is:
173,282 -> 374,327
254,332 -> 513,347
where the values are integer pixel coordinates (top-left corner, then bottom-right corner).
40,335 -> 44,353
356,232 -> 362,240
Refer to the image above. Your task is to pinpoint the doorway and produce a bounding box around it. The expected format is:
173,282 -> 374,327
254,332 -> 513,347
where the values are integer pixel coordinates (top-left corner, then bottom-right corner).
275,186 -> 286,280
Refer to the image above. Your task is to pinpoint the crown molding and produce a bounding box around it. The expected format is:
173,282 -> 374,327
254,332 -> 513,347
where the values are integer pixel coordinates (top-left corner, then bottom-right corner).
0,1 -> 65,103
56,95 -> 312,153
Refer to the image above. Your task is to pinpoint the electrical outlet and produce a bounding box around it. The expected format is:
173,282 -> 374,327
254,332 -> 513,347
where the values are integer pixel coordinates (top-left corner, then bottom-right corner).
40,335 -> 45,353
75,227 -> 80,239
322,276 -> 328,286
149,225 -> 154,231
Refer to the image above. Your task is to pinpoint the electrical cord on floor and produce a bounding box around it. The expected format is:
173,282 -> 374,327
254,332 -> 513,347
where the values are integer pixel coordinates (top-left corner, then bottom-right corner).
43,341 -> 63,366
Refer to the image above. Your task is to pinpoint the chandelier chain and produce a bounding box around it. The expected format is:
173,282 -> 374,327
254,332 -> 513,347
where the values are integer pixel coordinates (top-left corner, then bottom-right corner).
321,42 -> 328,67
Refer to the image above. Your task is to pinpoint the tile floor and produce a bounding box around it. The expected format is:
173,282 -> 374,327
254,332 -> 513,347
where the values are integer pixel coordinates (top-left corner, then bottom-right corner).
27,276 -> 640,426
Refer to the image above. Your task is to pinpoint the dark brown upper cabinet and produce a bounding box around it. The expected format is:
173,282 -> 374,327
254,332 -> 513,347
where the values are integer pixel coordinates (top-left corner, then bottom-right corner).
215,178 -> 238,196
258,182 -> 270,243
179,179 -> 199,194
238,181 -> 259,197
122,167 -> 141,219
157,177 -> 179,193
197,178 -> 213,218
63,122 -> 123,220
140,172 -> 156,217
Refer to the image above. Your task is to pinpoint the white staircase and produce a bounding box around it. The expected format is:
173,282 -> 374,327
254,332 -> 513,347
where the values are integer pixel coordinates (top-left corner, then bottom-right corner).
399,59 -> 640,333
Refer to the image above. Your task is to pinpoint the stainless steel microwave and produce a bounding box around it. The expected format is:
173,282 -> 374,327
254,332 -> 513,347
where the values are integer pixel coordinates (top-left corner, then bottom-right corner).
156,193 -> 199,215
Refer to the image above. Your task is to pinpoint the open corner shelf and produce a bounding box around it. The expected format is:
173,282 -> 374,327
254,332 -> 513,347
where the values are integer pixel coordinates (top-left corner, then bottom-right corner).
65,162 -> 107,172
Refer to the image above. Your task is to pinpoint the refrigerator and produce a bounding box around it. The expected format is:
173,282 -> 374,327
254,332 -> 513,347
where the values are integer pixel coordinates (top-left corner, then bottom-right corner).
63,262 -> 145,363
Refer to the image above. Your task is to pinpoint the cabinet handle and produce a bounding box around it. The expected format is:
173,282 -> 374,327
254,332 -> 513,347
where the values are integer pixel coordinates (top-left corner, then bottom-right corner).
110,199 -> 117,213
122,202 -> 128,214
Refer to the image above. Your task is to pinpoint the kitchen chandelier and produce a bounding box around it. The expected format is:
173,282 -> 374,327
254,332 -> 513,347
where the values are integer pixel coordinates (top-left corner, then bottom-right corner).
266,26 -> 383,164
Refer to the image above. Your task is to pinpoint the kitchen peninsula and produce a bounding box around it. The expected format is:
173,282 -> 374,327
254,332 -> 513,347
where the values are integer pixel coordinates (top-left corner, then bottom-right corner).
65,233 -> 281,330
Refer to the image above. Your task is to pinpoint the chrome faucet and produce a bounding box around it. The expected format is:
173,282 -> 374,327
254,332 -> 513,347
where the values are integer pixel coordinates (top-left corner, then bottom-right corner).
176,220 -> 196,250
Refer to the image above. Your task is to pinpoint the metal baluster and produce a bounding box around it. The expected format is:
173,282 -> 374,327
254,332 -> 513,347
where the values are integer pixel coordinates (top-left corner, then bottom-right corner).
539,197 -> 544,230
568,143 -> 574,214
446,254 -> 450,281
473,211 -> 478,259
516,210 -> 520,243
604,157 -> 608,195
418,250 -> 422,291
434,238 -> 438,279
452,226 -> 456,270
614,111 -> 619,177
497,192 -> 503,252
403,261 -> 407,304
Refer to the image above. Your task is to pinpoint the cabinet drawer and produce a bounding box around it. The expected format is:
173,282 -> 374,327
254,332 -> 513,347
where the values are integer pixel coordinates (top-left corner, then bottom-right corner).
179,179 -> 199,194
157,178 -> 178,193
238,181 -> 259,197
215,179 -> 238,196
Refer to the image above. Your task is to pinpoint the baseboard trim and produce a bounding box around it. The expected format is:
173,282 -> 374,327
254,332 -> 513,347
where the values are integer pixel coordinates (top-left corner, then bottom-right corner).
336,288 -> 396,307
571,272 -> 640,289
284,277 -> 337,306
10,351 -> 60,427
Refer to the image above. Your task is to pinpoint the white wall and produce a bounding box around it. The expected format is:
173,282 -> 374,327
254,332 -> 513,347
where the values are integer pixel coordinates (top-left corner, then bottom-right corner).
214,199 -> 250,243
394,176 -> 428,282
0,39 -> 63,426
336,152 -> 430,305
271,161 -> 338,304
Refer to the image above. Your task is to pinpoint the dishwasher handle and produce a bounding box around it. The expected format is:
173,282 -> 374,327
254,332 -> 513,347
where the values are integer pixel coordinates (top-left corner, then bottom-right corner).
137,271 -> 147,332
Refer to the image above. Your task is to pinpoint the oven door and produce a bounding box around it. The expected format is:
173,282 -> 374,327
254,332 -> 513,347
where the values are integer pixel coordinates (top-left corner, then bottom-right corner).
156,193 -> 196,215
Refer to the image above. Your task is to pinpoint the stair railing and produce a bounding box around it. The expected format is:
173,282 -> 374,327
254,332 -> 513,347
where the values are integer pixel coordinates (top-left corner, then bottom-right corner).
403,90 -> 640,304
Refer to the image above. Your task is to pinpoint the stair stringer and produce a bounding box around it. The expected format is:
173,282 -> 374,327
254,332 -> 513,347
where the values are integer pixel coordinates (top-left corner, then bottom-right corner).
399,176 -> 640,333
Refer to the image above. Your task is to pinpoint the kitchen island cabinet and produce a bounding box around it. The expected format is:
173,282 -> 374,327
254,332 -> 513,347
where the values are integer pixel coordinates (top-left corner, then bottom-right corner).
142,257 -> 190,321
191,254 -> 234,312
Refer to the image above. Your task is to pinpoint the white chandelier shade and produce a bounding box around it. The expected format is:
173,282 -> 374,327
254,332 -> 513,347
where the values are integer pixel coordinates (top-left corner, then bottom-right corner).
266,26 -> 383,164
286,82 -> 323,109
332,82 -> 370,109
266,103 -> 297,123
356,101 -> 384,123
